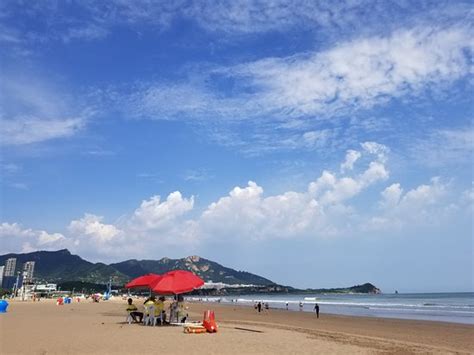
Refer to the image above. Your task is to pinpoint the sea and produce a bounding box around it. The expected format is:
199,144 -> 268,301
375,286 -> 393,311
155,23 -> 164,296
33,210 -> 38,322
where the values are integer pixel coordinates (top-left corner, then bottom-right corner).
187,292 -> 474,325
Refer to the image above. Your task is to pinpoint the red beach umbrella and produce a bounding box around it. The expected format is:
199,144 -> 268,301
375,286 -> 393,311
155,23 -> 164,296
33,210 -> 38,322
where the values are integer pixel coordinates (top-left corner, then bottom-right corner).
125,273 -> 162,289
151,270 -> 204,295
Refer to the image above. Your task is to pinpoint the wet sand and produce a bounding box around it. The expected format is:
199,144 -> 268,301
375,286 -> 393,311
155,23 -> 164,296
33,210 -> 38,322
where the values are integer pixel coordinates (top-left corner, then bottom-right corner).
0,299 -> 473,354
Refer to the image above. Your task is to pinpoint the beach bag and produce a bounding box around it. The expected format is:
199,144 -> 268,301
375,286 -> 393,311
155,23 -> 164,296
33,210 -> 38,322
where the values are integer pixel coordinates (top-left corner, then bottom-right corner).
203,310 -> 218,333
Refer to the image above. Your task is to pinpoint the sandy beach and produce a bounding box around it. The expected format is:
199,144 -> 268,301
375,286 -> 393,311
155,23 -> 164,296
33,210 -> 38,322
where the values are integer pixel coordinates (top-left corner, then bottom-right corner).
1,299 -> 473,355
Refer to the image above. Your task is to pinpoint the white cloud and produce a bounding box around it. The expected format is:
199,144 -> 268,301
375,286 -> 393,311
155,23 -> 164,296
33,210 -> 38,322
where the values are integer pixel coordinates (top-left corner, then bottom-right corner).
0,75 -> 92,146
400,177 -> 447,208
182,168 -> 213,182
200,142 -> 389,240
0,222 -> 35,239
361,142 -> 389,163
341,150 -> 361,172
1,142 -> 469,258
119,25 -> 472,154
226,26 -> 472,118
381,183 -> 403,209
1,116 -> 85,145
130,191 -> 194,230
5,0 -> 462,45
309,142 -> 389,205
410,126 -> 474,167
68,214 -> 122,244
462,183 -> 474,203
200,181 -> 321,241
37,231 -> 66,245
368,178 -> 449,231
0,222 -> 66,253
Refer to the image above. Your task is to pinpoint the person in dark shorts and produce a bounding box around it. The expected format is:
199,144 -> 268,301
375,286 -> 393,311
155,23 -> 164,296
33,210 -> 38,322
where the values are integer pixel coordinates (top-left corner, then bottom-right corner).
314,303 -> 320,318
126,298 -> 144,323
257,301 -> 262,313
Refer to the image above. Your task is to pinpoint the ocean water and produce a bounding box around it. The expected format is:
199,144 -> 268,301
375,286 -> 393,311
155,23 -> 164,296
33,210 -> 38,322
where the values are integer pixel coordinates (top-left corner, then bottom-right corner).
187,292 -> 474,324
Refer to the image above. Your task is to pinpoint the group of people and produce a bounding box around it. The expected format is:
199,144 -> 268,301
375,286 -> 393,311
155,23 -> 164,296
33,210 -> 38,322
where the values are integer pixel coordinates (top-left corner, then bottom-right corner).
126,295 -> 188,324
253,301 -> 320,318
254,301 -> 270,313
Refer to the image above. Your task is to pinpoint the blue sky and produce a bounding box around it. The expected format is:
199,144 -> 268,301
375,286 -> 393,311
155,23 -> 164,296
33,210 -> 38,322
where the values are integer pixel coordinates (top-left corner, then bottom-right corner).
0,0 -> 472,292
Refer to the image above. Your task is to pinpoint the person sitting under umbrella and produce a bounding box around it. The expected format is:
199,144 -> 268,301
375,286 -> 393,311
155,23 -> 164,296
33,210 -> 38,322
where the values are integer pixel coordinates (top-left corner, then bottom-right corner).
126,298 -> 143,323
155,296 -> 166,324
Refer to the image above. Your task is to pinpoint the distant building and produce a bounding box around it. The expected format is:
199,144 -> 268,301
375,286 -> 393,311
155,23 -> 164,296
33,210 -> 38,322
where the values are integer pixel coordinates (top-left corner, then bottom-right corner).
4,258 -> 17,277
35,283 -> 57,292
0,265 -> 4,288
22,261 -> 35,284
2,276 -> 16,290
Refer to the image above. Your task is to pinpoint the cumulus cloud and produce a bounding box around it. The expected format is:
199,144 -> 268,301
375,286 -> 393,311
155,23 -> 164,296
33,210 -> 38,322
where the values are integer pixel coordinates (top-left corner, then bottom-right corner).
381,183 -> 403,209
201,181 -> 320,240
1,141 -> 468,258
130,191 -> 194,230
368,177 -> 449,231
68,214 -> 123,244
199,142 -> 389,240
341,150 -> 361,172
0,222 -> 66,253
309,142 -> 389,206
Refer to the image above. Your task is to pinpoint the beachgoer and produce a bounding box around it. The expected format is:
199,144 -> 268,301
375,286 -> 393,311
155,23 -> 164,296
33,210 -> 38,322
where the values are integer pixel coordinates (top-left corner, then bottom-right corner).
126,298 -> 144,323
264,303 -> 269,310
314,303 -> 320,318
257,301 -> 262,313
170,301 -> 178,323
299,302 -> 303,311
154,297 -> 165,324
285,302 -> 289,310
144,296 -> 156,320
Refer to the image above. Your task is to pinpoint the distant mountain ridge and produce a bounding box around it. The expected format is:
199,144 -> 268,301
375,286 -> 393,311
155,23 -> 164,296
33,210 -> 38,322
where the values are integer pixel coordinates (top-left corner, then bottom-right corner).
110,255 -> 274,285
0,250 -> 381,294
0,249 -> 274,286
0,249 -> 128,284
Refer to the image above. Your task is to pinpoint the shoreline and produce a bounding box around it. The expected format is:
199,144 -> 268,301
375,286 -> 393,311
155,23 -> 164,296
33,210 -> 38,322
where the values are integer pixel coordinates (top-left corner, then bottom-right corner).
187,298 -> 474,326
186,294 -> 474,326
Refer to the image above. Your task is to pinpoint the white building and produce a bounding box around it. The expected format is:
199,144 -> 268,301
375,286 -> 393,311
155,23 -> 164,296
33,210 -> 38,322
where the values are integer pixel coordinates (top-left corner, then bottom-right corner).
0,265 -> 4,288
4,258 -> 16,277
22,261 -> 35,284
35,284 -> 57,292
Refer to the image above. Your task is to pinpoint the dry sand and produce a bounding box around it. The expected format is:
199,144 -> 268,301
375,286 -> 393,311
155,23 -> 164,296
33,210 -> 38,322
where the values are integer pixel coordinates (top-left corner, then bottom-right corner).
1,298 -> 473,354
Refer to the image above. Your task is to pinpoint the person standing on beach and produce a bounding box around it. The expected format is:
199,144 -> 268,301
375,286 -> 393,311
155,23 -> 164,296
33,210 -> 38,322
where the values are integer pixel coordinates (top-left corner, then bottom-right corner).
314,303 -> 320,318
257,302 -> 262,313
299,302 -> 304,311
286,302 -> 289,310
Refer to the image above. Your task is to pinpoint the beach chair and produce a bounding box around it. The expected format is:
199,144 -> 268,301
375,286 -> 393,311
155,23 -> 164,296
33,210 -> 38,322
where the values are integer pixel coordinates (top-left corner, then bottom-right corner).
143,305 -> 157,326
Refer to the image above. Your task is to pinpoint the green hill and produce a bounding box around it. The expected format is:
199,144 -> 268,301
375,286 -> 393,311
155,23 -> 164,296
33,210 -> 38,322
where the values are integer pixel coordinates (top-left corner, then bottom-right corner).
0,249 -> 128,284
0,250 -> 274,286
110,255 -> 275,285
0,250 -> 380,294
